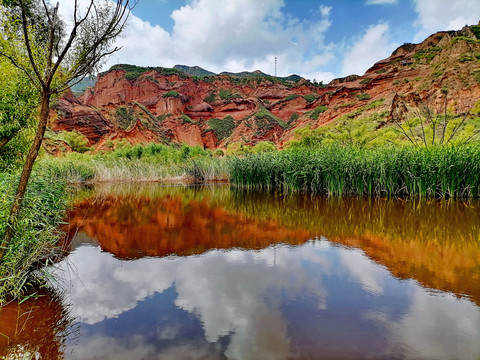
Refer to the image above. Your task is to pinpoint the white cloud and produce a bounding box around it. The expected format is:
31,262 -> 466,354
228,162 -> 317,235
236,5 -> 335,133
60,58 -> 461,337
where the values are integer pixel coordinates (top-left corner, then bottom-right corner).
341,23 -> 398,76
366,0 -> 398,4
58,0 -> 335,79
413,0 -> 480,40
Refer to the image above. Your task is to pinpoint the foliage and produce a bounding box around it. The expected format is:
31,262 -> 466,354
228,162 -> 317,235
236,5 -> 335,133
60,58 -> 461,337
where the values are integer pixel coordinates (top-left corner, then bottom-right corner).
203,91 -> 217,104
288,113 -> 299,124
39,143 -> 229,183
412,46 -> 442,62
162,90 -> 180,98
115,106 -> 135,130
208,116 -> 236,141
471,25 -> 480,39
356,93 -> 371,101
284,94 -> 300,102
360,78 -> 372,85
105,64 -> 187,81
0,58 -> 38,170
229,145 -> 480,199
255,107 -> 289,130
226,142 -> 251,156
181,113 -> 193,124
0,169 -> 69,303
219,89 -> 241,100
252,141 -> 276,153
62,130 -> 90,153
157,113 -> 172,123
308,106 -> 328,120
303,94 -> 317,103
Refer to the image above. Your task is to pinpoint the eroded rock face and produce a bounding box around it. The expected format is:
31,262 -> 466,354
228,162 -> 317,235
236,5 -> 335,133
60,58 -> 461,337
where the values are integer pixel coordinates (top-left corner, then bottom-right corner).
51,26 -> 480,150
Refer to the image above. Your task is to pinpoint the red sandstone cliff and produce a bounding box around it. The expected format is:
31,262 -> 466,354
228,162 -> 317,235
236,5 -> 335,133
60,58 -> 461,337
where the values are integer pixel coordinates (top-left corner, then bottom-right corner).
49,25 -> 480,150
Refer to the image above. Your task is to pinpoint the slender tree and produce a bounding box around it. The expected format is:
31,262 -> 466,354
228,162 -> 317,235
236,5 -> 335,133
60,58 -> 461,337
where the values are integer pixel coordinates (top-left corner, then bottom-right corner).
0,0 -> 135,262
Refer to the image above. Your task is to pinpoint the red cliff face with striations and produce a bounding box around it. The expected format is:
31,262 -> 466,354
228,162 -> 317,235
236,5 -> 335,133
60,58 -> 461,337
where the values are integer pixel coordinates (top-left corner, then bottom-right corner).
49,24 -> 480,150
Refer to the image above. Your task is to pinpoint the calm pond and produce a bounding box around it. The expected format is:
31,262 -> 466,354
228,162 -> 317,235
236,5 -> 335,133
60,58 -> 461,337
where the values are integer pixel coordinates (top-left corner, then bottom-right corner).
1,184 -> 480,360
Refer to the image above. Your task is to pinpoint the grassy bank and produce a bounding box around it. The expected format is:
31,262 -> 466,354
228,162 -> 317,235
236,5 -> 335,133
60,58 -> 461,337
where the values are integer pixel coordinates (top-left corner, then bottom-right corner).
41,143 -> 229,184
229,145 -> 480,199
0,170 -> 69,303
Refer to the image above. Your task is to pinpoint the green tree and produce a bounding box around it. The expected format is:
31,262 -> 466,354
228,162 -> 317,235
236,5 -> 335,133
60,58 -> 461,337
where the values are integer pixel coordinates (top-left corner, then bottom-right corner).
0,57 -> 38,168
0,0 -> 135,262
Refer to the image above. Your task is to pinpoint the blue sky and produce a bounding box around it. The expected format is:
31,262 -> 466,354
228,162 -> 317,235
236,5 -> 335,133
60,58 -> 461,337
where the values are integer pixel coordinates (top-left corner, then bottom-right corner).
59,0 -> 480,82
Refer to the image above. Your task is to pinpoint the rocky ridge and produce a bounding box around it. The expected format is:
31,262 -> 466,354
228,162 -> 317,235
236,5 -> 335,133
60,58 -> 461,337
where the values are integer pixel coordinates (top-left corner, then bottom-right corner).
49,24 -> 480,151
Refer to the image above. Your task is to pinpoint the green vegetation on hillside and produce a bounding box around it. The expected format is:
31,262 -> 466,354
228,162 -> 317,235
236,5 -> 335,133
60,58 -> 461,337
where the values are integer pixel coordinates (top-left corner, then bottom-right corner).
208,116 -> 236,141
103,64 -> 187,81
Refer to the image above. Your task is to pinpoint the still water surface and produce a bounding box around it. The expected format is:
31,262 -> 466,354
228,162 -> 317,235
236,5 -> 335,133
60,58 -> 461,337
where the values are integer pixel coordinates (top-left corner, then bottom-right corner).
1,184 -> 480,359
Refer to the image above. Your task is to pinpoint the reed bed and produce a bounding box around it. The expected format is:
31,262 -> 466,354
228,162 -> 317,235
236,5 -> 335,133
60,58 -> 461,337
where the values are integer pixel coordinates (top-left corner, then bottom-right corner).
0,170 -> 69,303
40,143 -> 229,184
229,145 -> 480,199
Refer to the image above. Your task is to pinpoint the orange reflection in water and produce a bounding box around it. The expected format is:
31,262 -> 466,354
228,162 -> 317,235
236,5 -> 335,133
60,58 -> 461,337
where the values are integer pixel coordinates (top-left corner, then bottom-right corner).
0,291 -> 72,359
64,185 -> 480,305
64,194 -> 312,258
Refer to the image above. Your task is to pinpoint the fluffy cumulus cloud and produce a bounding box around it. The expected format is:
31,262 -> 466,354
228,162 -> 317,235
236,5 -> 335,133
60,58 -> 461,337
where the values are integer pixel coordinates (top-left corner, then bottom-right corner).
341,22 -> 398,76
413,0 -> 480,40
57,0 -> 335,82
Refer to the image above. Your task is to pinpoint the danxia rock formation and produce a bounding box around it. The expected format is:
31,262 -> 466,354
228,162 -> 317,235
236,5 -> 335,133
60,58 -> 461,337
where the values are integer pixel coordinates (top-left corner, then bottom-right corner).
49,24 -> 480,150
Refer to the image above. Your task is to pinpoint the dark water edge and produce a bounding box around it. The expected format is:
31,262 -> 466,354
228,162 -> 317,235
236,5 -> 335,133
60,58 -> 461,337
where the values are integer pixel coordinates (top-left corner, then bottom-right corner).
1,184 -> 479,360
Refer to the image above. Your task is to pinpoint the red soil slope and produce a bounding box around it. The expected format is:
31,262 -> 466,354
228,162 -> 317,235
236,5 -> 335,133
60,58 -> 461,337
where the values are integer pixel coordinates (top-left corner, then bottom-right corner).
49,25 -> 480,150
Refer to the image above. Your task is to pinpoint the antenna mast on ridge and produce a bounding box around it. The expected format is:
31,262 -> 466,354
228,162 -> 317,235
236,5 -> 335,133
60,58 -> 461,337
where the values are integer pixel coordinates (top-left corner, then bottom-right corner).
275,57 -> 277,77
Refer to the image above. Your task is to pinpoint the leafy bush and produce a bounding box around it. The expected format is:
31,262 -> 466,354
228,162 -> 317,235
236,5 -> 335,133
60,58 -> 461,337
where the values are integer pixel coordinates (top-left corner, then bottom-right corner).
252,141 -> 276,153
63,130 -> 90,152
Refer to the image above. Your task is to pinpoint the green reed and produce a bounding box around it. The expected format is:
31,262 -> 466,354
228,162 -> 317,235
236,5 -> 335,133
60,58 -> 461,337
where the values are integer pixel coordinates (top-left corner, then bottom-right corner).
229,144 -> 480,199
0,168 -> 69,303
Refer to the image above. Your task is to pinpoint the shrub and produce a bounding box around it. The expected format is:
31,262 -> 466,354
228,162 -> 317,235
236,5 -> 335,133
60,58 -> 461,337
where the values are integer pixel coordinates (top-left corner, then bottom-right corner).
63,130 -> 90,152
253,141 -> 276,153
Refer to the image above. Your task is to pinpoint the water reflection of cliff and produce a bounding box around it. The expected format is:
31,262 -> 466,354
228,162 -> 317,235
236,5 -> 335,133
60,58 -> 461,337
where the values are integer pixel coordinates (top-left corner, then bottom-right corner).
66,184 -> 480,305
0,290 -> 73,359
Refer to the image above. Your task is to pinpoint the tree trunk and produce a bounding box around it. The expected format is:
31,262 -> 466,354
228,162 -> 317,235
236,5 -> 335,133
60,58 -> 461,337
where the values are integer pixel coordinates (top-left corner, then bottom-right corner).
0,138 -> 9,152
0,92 -> 50,263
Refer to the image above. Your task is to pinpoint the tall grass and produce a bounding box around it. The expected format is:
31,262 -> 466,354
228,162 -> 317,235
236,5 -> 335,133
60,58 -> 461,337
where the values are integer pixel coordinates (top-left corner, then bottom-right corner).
40,143 -> 229,184
0,169 -> 69,303
229,145 -> 480,199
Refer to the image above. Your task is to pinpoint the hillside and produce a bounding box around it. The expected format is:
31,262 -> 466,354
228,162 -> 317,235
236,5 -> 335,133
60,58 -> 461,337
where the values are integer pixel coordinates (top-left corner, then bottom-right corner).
48,24 -> 480,151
